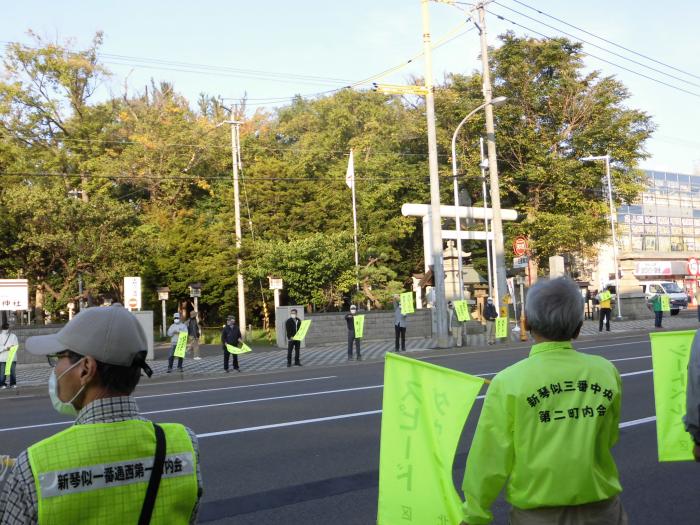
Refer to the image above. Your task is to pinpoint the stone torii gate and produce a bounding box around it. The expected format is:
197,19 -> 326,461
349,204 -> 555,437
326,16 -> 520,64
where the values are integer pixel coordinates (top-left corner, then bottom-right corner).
401,203 -> 519,307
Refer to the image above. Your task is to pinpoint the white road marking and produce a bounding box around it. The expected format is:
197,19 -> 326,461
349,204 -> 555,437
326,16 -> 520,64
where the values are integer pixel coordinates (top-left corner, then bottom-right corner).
197,410 -> 658,438
135,376 -> 337,399
609,355 -> 651,363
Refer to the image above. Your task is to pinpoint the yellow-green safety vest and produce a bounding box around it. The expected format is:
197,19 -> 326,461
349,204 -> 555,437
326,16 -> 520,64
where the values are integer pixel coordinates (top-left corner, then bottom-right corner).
28,420 -> 198,525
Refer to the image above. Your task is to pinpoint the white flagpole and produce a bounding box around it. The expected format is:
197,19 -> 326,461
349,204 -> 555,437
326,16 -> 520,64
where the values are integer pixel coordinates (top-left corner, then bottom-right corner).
347,149 -> 360,291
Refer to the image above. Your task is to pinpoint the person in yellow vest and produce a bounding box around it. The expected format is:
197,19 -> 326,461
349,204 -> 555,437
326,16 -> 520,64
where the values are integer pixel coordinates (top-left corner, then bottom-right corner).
0,304 -> 202,524
596,285 -> 613,332
460,277 -> 626,525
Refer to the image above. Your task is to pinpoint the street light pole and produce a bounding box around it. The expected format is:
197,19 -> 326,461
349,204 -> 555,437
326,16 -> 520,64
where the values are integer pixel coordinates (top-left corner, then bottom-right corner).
476,3 -> 507,310
451,97 -> 507,301
421,0 -> 449,347
580,154 -> 623,320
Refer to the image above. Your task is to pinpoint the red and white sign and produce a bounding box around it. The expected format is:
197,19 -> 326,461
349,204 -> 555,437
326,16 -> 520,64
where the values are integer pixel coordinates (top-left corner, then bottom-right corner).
688,257 -> 699,276
124,277 -> 142,312
634,261 -> 672,276
513,236 -> 529,256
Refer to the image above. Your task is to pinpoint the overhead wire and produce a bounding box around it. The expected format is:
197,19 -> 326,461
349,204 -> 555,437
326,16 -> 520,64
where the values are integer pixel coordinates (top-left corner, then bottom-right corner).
506,0 -> 700,81
492,1 -> 700,89
485,7 -> 700,99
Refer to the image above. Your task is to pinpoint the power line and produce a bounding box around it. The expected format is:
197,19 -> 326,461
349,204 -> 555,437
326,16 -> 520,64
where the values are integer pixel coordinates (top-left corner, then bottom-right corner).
486,8 -> 700,99
506,0 -> 700,81
492,1 -> 700,90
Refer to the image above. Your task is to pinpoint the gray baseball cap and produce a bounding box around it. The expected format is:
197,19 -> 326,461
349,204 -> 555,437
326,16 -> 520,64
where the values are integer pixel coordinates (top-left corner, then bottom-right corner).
25,304 -> 148,368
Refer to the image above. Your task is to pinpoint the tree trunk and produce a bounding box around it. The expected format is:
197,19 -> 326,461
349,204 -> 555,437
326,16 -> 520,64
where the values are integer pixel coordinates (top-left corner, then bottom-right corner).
35,284 -> 45,325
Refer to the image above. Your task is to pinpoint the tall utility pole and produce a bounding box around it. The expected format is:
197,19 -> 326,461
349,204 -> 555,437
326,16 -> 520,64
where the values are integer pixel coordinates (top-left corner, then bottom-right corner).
421,0 -> 449,347
476,2 -> 507,309
228,120 -> 247,335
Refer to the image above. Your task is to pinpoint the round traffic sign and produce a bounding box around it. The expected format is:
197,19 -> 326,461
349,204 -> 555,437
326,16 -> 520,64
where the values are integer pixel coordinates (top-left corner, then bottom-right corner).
513,236 -> 529,256
688,257 -> 699,276
128,298 -> 138,309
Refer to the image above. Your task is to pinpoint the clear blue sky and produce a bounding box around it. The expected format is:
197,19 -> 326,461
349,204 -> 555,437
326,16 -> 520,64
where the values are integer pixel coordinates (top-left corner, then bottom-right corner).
2,0 -> 698,174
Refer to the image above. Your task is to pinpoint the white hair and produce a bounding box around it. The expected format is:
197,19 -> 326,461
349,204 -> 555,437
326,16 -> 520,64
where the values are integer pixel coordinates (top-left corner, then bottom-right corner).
525,277 -> 584,341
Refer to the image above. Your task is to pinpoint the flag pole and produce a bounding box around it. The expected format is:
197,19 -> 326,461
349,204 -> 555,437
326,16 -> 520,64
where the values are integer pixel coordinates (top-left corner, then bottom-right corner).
347,149 -> 360,292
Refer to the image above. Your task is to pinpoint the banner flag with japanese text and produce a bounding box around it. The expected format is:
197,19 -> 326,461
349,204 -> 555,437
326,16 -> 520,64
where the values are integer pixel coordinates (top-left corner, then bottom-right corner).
454,300 -> 470,322
495,317 -> 508,338
173,332 -> 188,358
4,346 -> 18,376
377,353 -> 485,525
400,292 -> 415,315
661,295 -> 671,312
353,315 -> 365,339
226,342 -> 253,355
292,320 -> 312,341
650,330 -> 695,461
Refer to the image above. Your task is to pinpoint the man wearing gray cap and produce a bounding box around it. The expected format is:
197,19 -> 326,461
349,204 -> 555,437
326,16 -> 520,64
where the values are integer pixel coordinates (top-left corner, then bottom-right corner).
0,304 -> 203,525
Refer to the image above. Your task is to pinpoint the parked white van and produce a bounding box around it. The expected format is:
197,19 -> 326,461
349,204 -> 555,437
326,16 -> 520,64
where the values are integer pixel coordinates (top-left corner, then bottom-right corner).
640,281 -> 689,315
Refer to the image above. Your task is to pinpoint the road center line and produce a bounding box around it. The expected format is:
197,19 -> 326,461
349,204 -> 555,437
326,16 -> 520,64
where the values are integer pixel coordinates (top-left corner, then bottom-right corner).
135,376 -> 337,400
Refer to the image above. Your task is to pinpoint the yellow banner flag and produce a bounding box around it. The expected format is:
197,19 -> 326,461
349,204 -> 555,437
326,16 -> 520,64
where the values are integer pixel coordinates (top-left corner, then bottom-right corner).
226,342 -> 253,355
453,300 -> 470,322
400,292 -> 415,315
173,331 -> 188,358
650,330 -> 695,461
377,353 -> 485,525
292,320 -> 312,341
354,315 -> 365,339
495,317 -> 508,338
661,295 -> 671,312
4,346 -> 18,376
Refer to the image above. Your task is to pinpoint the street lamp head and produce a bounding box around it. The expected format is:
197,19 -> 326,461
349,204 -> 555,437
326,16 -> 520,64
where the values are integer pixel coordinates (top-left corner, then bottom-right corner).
491,96 -> 507,107
579,155 -> 608,162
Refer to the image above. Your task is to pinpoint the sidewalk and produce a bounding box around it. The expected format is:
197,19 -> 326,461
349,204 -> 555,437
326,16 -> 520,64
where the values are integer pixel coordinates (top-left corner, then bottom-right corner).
4,313 -> 699,389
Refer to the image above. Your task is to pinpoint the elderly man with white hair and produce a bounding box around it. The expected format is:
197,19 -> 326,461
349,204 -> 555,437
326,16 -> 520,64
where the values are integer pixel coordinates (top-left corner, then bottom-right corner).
460,277 -> 627,525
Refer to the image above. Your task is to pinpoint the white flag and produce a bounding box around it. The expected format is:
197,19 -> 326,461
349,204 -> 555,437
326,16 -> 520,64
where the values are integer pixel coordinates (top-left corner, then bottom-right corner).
345,149 -> 354,189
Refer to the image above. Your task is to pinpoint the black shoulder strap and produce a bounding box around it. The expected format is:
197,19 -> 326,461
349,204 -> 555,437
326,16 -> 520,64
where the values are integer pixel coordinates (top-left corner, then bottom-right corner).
138,423 -> 167,525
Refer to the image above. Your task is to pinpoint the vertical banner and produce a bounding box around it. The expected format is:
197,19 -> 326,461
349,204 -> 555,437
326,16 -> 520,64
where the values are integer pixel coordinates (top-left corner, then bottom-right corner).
650,330 -> 695,461
354,315 -> 365,339
123,276 -> 142,312
377,353 -> 485,525
661,295 -> 671,312
4,346 -> 18,376
173,331 -> 188,358
400,292 -> 415,315
453,300 -> 470,322
292,320 -> 312,341
495,317 -> 508,338
226,342 -> 253,355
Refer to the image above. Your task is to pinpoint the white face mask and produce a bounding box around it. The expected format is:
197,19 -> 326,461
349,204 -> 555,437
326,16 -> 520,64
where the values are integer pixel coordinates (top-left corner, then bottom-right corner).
48,358 -> 85,417
174,319 -> 180,324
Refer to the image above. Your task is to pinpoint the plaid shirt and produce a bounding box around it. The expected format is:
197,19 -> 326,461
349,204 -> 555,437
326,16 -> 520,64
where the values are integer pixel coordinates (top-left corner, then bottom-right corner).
0,396 -> 203,525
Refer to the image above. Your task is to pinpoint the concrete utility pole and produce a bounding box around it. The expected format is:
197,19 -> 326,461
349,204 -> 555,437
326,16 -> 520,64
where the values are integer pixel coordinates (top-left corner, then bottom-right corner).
420,0 -> 449,347
228,121 -> 247,335
476,2 -> 507,310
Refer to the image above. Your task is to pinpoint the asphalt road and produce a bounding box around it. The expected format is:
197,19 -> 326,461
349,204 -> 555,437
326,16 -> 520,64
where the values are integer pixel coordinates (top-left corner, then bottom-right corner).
2,332 -> 700,524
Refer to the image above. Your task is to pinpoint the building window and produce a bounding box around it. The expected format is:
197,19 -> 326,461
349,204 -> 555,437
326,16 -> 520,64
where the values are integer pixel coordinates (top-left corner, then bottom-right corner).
658,236 -> 671,252
671,236 -> 684,251
632,236 -> 643,251
643,236 -> 657,251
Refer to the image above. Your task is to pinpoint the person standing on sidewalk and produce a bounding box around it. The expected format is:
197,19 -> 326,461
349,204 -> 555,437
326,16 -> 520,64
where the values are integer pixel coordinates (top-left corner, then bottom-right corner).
187,311 -> 202,361
166,313 -> 188,373
448,301 -> 463,347
651,292 -> 664,329
393,296 -> 407,352
221,316 -> 243,372
596,286 -> 613,332
345,305 -> 361,361
285,309 -> 302,367
483,298 -> 498,345
0,323 -> 19,389
695,286 -> 700,322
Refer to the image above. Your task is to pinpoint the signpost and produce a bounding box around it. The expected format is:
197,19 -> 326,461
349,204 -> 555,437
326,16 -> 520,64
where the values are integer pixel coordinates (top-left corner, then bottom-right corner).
157,287 -> 170,338
269,276 -> 283,309
513,256 -> 528,269
512,236 -> 529,257
124,277 -> 142,312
